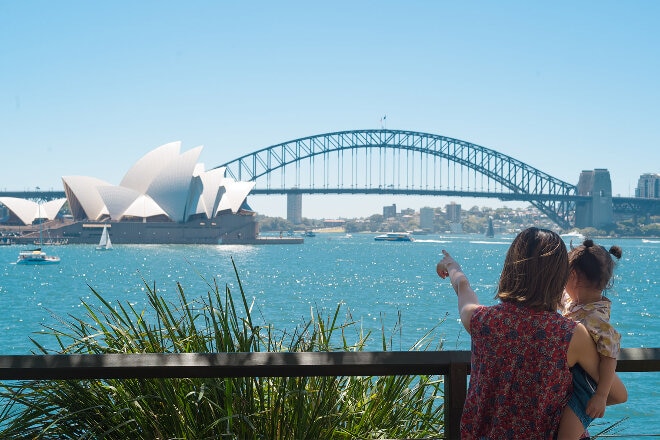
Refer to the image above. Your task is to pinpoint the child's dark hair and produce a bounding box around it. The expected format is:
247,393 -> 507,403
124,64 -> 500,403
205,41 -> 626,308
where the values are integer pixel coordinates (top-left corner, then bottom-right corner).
568,239 -> 622,291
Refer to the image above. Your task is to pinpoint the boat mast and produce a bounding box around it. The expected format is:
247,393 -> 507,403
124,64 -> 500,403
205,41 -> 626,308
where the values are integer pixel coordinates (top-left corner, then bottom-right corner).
38,197 -> 43,247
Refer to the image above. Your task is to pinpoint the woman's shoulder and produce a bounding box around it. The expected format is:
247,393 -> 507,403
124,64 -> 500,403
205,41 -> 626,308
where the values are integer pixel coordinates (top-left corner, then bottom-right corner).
475,302 -> 577,333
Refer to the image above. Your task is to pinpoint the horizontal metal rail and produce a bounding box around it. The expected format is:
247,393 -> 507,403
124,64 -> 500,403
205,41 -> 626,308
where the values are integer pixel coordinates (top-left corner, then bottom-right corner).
0,348 -> 657,439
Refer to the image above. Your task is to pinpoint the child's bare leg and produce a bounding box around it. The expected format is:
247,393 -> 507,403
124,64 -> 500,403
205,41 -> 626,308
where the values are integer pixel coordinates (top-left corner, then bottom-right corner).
558,406 -> 586,440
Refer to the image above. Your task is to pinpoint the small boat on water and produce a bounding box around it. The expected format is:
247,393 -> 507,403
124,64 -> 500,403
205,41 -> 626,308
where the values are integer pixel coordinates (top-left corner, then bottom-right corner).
96,225 -> 113,250
17,205 -> 61,264
374,232 -> 414,242
561,230 -> 585,243
17,248 -> 61,265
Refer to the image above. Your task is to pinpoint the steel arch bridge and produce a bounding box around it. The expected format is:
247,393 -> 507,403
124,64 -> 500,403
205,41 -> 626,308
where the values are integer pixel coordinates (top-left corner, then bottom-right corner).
218,129 -> 583,229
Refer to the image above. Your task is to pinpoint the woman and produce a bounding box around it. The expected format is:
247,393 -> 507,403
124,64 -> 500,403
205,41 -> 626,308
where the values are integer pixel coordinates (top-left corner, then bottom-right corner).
436,227 -> 627,439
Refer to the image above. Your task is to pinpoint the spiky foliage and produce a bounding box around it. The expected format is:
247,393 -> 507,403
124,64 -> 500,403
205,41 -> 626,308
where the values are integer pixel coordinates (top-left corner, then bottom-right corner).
591,417 -> 630,439
0,259 -> 445,439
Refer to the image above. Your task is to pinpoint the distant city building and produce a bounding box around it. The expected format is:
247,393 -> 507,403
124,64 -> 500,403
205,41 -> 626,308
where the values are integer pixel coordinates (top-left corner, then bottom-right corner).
419,207 -> 434,230
636,173 -> 660,198
449,222 -> 463,234
323,219 -> 346,228
401,208 -> 415,216
446,202 -> 461,223
383,204 -> 396,218
287,192 -> 303,224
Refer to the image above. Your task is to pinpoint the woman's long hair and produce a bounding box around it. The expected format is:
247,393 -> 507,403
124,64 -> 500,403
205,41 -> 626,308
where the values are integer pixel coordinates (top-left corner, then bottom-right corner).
497,227 -> 568,311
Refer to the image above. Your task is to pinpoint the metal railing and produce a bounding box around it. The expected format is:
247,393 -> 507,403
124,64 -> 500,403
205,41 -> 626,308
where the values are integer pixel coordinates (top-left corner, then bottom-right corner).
0,348 -> 657,439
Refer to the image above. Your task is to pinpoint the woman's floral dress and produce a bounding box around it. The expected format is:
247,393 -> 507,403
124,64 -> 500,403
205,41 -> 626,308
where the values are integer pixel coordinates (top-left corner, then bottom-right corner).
461,302 -> 577,440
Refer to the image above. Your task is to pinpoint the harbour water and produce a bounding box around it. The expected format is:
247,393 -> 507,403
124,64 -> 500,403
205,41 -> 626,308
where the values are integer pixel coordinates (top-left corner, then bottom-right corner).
1,233 -> 658,437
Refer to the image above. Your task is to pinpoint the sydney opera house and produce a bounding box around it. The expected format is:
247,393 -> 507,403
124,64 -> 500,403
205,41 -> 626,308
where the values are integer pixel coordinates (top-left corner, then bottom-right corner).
0,142 -> 263,244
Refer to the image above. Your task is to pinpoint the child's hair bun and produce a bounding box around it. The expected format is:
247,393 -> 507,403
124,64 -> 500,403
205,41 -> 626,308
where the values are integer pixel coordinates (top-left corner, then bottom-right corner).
609,245 -> 622,260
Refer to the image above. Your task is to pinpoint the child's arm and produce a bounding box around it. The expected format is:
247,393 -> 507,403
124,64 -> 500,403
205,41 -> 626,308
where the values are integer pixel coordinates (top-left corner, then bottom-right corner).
436,250 -> 480,333
568,325 -> 627,405
586,355 -> 617,418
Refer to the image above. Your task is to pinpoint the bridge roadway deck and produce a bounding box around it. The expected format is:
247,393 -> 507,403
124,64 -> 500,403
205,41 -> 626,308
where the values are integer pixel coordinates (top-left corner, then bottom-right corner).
1,190 -> 658,216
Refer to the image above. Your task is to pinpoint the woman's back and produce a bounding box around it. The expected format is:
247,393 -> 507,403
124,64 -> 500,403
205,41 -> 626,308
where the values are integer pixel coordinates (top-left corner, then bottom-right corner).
462,302 -> 577,440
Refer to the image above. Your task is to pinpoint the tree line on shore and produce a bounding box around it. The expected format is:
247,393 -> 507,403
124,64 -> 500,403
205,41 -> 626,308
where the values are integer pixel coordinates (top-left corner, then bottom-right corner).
258,205 -> 660,237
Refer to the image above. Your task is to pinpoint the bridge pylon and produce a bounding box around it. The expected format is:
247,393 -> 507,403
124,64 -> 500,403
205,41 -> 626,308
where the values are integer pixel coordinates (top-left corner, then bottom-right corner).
287,193 -> 302,224
575,169 -> 614,229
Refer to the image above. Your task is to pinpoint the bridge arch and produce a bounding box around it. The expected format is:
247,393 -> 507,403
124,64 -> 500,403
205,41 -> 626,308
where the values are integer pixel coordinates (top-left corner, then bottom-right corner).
218,129 -> 578,228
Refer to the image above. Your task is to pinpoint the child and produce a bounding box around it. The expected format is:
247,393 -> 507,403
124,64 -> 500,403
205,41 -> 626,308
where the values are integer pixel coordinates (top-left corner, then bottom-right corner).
558,239 -> 623,439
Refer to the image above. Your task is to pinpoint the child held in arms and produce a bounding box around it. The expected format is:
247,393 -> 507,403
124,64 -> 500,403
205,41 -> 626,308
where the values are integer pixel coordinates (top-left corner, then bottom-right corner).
558,239 -> 623,439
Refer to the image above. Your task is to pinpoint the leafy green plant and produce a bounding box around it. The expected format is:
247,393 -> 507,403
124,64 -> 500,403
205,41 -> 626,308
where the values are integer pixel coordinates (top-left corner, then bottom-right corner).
0,259 -> 445,439
591,417 -> 629,439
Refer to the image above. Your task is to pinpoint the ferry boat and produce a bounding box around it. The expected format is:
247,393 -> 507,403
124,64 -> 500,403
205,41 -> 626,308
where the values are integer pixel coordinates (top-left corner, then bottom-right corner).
374,232 -> 414,242
16,248 -> 61,265
17,206 -> 61,264
560,229 -> 585,243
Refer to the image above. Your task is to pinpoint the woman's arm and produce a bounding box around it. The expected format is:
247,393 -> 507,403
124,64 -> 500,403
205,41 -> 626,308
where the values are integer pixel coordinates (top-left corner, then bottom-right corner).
567,324 -> 628,405
436,250 -> 480,333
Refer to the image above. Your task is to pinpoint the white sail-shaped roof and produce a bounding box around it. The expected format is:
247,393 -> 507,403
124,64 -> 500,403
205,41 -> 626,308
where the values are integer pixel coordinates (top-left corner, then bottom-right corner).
97,186 -> 142,220
216,179 -> 256,214
122,194 -> 167,218
1,142 -> 256,227
192,163 -> 205,177
0,197 -> 67,225
146,146 -> 203,222
198,167 -> 226,218
0,197 -> 39,225
188,164 -> 206,217
41,198 -> 68,220
120,141 -> 181,194
62,176 -> 112,220
187,175 -> 205,218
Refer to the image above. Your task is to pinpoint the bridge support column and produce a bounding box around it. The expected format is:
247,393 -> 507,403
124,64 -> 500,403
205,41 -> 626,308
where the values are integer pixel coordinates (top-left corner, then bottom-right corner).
575,169 -> 614,229
287,193 -> 302,224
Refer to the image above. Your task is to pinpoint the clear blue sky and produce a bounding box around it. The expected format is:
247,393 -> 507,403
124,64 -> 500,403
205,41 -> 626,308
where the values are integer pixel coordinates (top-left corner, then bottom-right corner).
2,1 -> 658,219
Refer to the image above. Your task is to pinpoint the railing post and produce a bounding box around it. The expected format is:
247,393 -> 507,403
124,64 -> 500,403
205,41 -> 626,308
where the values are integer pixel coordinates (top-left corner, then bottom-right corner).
444,361 -> 468,440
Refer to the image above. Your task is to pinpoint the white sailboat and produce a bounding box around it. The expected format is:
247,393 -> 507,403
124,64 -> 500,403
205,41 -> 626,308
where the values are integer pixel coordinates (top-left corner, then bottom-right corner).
96,225 -> 113,251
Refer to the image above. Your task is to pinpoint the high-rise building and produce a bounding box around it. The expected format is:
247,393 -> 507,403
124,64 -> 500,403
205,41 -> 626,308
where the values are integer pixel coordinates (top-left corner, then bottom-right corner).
419,207 -> 435,231
287,193 -> 302,224
445,202 -> 461,223
635,173 -> 660,199
383,204 -> 396,218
